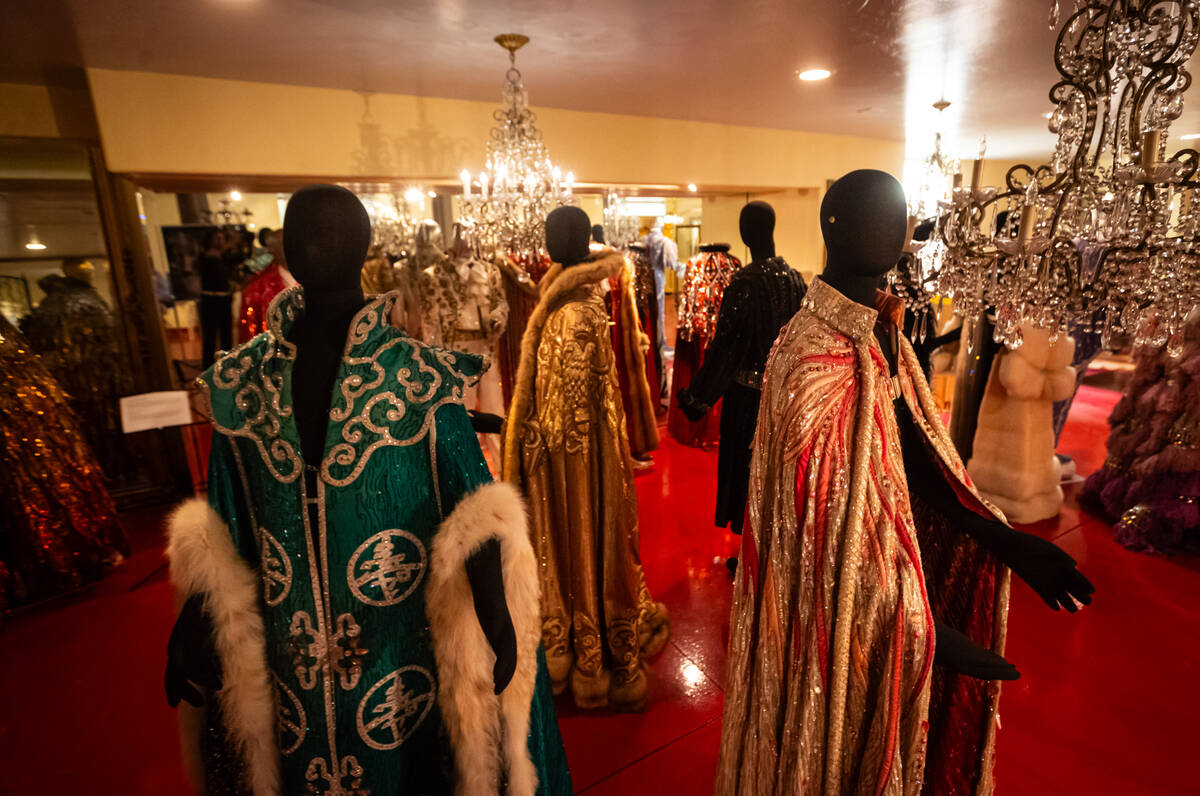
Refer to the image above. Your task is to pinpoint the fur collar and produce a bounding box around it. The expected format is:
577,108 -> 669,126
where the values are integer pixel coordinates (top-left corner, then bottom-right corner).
502,248 -> 624,481
537,248 -> 625,309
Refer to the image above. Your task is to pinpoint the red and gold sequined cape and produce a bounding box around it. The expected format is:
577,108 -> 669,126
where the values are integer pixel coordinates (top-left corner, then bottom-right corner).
717,277 -> 1010,796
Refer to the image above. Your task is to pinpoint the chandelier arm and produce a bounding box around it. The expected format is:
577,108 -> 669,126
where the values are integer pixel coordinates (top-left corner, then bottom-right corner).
1171,148 -> 1200,184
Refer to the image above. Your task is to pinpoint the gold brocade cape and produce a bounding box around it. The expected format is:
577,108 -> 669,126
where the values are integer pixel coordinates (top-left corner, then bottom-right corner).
717,278 -> 1011,796
502,249 -> 670,711
612,254 -> 661,458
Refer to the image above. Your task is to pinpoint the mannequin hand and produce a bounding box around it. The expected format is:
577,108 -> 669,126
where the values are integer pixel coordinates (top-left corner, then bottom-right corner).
934,619 -> 1019,681
677,388 -> 708,422
995,530 -> 1095,612
165,594 -> 222,708
467,410 -> 504,435
465,538 -> 517,694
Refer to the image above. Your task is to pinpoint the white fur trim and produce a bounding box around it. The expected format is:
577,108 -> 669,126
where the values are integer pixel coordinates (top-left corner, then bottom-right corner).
998,352 -> 1046,400
166,499 -> 281,796
426,482 -> 541,796
1045,366 -> 1078,402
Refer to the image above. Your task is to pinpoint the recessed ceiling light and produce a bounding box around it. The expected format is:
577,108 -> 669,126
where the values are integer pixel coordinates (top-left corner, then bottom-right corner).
687,183 -> 697,192
1182,133 -> 1200,140
427,190 -> 437,198
230,190 -> 243,201
24,225 -> 45,251
797,68 -> 831,82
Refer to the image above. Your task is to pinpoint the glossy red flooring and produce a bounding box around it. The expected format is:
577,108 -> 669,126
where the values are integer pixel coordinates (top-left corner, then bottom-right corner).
1,385 -> 1197,794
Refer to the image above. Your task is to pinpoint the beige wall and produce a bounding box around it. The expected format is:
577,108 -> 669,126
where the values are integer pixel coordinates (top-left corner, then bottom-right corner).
0,82 -> 99,140
86,69 -> 905,190
702,189 -> 824,279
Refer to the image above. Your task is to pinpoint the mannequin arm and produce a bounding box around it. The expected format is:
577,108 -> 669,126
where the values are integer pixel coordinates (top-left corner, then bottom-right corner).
678,279 -> 752,420
468,410 -> 504,435
464,538 -> 517,694
896,404 -> 1095,612
933,618 -> 1019,680
164,593 -> 222,707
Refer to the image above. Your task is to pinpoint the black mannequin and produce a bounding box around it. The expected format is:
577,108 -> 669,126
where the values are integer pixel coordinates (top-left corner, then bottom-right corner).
739,200 -> 776,263
591,223 -> 605,245
678,200 -> 806,562
547,206 -> 593,266
166,186 -> 516,709
819,169 -> 1095,681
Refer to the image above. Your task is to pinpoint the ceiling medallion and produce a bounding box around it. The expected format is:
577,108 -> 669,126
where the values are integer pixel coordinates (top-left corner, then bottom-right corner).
459,34 -> 573,257
910,0 -> 1200,356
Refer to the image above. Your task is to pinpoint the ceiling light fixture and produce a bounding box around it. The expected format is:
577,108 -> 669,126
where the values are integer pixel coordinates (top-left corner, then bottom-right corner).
687,183 -> 698,192
458,34 -> 573,257
24,225 -> 46,251
427,190 -> 437,198
230,190 -> 243,201
918,0 -> 1200,356
797,68 -> 832,82
1182,133 -> 1200,140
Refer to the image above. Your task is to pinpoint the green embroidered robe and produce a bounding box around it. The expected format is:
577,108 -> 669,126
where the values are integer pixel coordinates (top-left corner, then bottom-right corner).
187,286 -> 571,795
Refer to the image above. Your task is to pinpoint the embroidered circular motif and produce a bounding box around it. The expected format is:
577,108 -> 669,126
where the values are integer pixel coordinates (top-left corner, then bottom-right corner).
261,528 -> 293,607
274,675 -> 307,755
355,666 -> 436,750
346,529 -> 427,607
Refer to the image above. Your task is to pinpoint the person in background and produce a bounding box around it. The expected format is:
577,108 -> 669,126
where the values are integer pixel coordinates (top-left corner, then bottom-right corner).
197,229 -> 235,366
644,219 -> 679,401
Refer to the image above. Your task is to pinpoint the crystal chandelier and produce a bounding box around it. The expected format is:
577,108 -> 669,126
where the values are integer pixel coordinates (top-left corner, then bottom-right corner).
921,0 -> 1200,355
459,34 -> 573,257
356,188 -> 431,258
906,100 -> 962,221
602,191 -> 639,249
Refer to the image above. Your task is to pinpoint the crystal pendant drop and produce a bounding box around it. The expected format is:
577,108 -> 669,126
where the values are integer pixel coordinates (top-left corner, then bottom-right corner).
1049,0 -> 1060,29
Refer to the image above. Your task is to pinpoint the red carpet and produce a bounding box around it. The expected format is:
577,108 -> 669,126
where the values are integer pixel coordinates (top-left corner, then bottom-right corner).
1,385 -> 1196,794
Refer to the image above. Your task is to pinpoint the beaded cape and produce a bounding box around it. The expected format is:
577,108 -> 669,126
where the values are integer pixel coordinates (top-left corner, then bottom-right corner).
196,286 -> 570,795
717,278 -> 1010,796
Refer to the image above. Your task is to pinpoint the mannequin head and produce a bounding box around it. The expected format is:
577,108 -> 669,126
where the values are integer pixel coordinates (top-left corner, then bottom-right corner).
739,201 -> 776,262
283,184 -> 370,292
545,206 -> 592,266
62,257 -> 94,284
591,224 -> 605,245
820,170 -> 907,278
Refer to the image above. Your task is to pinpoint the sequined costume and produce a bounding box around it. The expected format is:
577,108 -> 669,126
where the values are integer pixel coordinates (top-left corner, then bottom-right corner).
167,287 -> 571,796
1082,307 -> 1200,555
20,273 -> 127,475
607,252 -> 660,459
668,245 -> 741,447
236,262 -> 294,344
677,256 -> 807,533
627,244 -> 664,412
503,249 -> 671,711
717,278 -> 1011,796
420,253 -> 509,462
0,316 -> 127,615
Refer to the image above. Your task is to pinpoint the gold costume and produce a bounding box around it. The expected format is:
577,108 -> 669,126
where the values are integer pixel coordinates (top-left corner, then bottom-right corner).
718,278 -> 1010,795
503,249 -> 670,711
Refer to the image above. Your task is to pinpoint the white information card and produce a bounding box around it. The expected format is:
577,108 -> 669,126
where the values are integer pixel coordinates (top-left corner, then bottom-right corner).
119,390 -> 193,433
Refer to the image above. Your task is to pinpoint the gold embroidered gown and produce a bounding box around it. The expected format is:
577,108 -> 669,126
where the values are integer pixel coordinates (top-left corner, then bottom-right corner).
717,278 -> 1010,796
503,249 -> 670,711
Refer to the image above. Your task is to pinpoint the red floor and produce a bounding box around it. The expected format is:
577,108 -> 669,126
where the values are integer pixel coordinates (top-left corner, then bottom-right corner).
1,385 -> 1197,794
